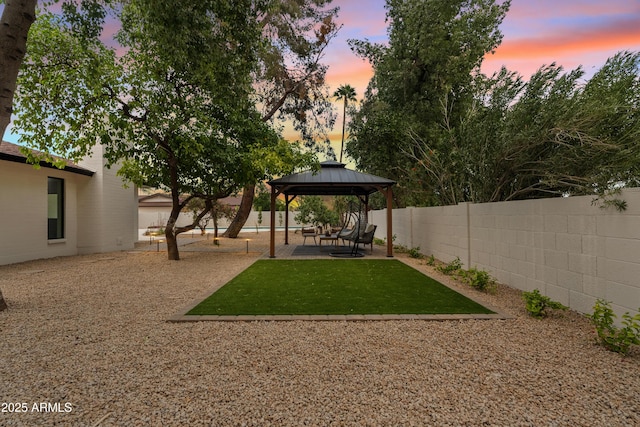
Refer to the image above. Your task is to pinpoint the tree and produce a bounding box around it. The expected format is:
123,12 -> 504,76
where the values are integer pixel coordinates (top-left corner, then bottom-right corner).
14,1 -> 314,260
0,0 -> 37,142
222,0 -> 340,238
294,195 -> 339,232
347,0 -> 510,206
0,0 -> 110,143
333,84 -> 356,163
349,1 -> 640,207
253,182 -> 285,211
477,53 -> 640,202
399,51 -> 640,205
186,198 -> 236,238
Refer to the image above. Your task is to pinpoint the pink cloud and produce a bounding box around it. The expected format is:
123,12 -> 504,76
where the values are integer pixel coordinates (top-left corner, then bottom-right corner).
483,14 -> 640,78
505,0 -> 639,22
325,59 -> 373,100
493,20 -> 640,59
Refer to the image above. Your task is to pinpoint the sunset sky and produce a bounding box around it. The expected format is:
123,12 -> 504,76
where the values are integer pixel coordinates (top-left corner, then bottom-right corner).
318,0 -> 640,159
4,0 -> 640,160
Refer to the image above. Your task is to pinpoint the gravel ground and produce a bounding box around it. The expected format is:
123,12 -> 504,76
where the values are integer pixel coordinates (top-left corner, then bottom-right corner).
1,231 -> 638,426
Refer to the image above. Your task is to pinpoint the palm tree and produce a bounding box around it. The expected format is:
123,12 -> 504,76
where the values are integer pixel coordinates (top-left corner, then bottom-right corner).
333,84 -> 357,163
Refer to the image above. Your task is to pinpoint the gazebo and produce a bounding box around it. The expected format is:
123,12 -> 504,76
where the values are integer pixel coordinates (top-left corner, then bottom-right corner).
267,161 -> 396,258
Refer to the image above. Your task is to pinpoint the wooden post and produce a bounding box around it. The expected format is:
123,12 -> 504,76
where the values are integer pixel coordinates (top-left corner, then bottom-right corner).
385,186 -> 393,257
270,185 -> 276,258
284,196 -> 289,245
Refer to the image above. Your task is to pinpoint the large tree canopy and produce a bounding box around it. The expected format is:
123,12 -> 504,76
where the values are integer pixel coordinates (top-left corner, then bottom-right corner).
13,0 -> 317,260
222,0 -> 339,238
347,0 -> 640,208
347,0 -> 510,206
448,52 -> 640,204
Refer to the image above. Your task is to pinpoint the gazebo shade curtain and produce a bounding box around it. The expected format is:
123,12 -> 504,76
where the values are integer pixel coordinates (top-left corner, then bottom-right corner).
267,161 -> 396,257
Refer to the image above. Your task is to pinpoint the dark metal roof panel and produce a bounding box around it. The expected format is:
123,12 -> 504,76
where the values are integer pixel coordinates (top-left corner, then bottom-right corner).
0,140 -> 95,176
273,167 -> 395,186
269,161 -> 395,196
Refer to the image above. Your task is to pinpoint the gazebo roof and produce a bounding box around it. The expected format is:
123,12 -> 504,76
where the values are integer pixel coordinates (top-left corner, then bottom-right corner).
268,160 -> 395,196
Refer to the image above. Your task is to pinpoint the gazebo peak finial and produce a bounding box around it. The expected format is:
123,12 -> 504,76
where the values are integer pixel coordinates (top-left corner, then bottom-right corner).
320,160 -> 345,168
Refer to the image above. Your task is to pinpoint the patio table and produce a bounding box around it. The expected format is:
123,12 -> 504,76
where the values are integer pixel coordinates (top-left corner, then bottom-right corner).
319,234 -> 339,247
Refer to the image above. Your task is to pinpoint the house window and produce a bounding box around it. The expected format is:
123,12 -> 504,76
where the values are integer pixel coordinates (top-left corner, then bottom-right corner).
47,177 -> 64,239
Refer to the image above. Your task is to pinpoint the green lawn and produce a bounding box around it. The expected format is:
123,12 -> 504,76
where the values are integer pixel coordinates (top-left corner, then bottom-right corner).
187,259 -> 494,315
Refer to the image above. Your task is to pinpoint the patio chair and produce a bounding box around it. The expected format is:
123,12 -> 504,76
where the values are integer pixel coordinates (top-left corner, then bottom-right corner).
301,227 -> 318,245
338,220 -> 366,244
356,224 -> 377,254
331,223 -> 376,257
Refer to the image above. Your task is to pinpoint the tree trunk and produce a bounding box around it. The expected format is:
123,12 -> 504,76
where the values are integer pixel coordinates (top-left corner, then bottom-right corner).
165,217 -> 180,260
0,0 -> 37,310
223,183 -> 255,238
0,0 -> 38,141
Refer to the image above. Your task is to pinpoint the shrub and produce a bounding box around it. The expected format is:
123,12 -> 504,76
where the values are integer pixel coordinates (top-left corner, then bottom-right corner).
393,244 -> 408,253
460,267 -> 495,292
426,255 -> 435,266
436,257 -> 463,275
590,299 -> 640,355
408,247 -> 422,259
522,289 -> 567,318
434,258 -> 495,292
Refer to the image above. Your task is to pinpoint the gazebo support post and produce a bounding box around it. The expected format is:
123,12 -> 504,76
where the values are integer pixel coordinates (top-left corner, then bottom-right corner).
284,194 -> 297,245
284,195 -> 290,245
375,185 -> 393,257
385,186 -> 393,257
269,186 -> 277,258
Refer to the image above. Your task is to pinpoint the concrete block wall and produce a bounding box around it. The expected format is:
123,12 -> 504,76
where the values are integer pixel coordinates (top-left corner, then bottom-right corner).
371,188 -> 640,318
139,210 -> 304,234
371,204 -> 471,266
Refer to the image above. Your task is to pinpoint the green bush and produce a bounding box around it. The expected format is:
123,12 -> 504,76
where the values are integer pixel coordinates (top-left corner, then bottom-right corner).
426,254 -> 435,266
460,267 -> 495,292
408,247 -> 422,259
436,257 -> 463,275
590,299 -> 640,355
433,258 -> 495,293
522,289 -> 567,318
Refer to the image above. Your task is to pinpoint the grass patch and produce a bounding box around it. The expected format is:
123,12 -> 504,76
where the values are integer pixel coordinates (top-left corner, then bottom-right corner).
187,259 -> 494,315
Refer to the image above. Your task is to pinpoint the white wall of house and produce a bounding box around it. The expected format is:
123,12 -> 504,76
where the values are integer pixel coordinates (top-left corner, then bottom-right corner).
0,145 -> 138,265
371,188 -> 640,319
0,161 -> 87,264
76,144 -> 138,254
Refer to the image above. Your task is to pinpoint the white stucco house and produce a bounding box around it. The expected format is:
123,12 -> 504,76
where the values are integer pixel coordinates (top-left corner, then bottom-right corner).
0,141 -> 138,266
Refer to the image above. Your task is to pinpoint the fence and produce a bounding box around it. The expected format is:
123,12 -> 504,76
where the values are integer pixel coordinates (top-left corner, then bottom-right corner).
371,188 -> 640,318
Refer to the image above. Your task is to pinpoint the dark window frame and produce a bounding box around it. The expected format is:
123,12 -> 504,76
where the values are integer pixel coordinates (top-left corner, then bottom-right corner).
47,177 -> 64,240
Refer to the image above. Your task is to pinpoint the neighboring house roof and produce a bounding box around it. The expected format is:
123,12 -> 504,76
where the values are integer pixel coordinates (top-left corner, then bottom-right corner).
138,193 -> 174,207
0,140 -> 94,177
138,193 -> 243,207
